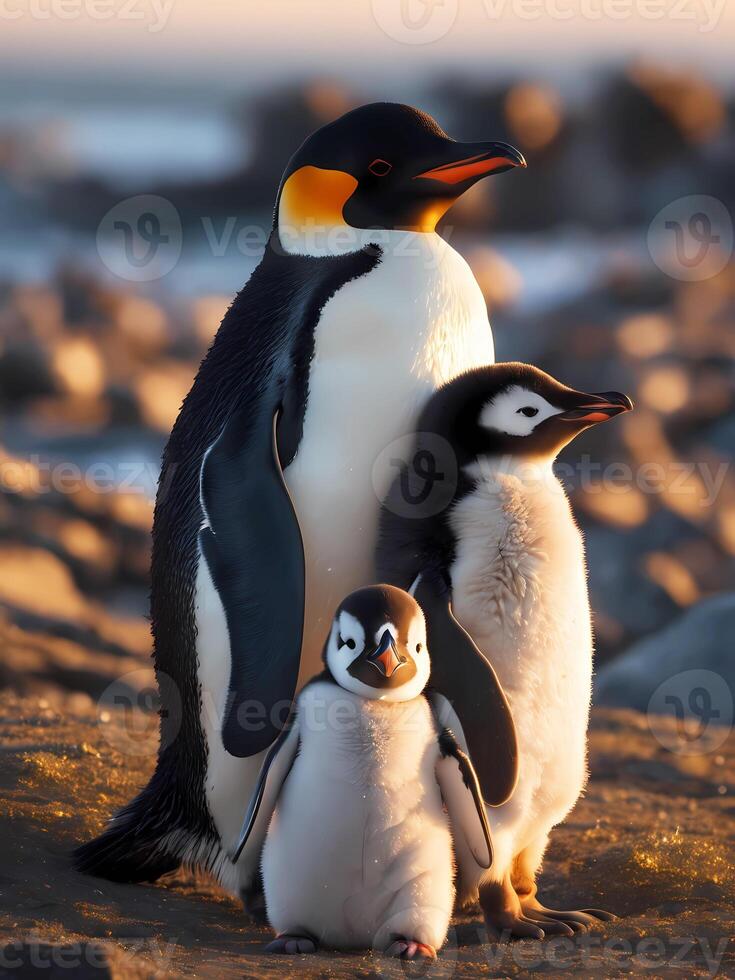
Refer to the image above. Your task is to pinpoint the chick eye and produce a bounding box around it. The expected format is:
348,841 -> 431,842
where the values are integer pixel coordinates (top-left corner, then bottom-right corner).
518,406 -> 539,418
339,635 -> 356,651
415,642 -> 422,654
368,158 -> 392,177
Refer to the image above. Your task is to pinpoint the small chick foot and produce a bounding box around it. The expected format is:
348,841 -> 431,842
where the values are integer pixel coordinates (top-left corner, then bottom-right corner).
265,933 -> 317,954
385,939 -> 437,960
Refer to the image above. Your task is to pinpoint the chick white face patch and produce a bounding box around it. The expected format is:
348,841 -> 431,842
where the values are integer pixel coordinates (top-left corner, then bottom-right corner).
479,386 -> 561,437
325,608 -> 430,702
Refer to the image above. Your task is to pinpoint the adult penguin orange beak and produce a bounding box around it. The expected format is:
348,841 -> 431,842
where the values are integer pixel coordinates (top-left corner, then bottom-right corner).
414,141 -> 527,185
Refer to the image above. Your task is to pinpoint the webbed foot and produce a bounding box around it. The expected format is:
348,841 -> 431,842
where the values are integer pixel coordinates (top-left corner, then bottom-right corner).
480,875 -> 549,941
385,939 -> 437,960
520,895 -> 617,932
265,933 -> 318,954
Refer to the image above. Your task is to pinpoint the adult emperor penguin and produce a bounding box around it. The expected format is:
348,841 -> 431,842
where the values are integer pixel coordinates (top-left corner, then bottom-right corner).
377,363 -> 633,939
74,104 -> 525,897
231,585 -> 496,960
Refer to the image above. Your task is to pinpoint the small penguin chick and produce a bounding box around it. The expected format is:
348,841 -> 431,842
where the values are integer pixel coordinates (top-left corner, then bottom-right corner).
241,583 -> 494,956
324,585 -> 430,702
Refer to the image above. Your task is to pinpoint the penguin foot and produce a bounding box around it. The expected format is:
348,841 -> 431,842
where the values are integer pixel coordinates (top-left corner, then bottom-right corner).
265,933 -> 317,954
520,896 -> 617,932
483,911 -> 547,941
384,939 -> 437,960
480,875 -> 546,941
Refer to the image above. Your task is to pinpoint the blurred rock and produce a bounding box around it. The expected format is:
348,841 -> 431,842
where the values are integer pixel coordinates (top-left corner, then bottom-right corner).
605,62 -> 725,172
586,523 -> 682,659
463,246 -> 521,312
0,338 -> 56,403
133,362 -> 192,433
595,593 -> 735,710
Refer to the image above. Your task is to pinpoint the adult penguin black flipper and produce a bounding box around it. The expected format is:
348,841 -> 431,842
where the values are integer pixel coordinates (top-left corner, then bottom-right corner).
414,573 -> 518,807
199,401 -> 305,757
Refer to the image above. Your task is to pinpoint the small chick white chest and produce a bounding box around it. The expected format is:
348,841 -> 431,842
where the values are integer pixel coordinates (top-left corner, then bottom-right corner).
261,682 -> 454,949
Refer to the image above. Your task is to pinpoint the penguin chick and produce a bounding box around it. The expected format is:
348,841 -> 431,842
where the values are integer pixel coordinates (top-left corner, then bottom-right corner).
377,362 -> 633,939
231,585 -> 493,960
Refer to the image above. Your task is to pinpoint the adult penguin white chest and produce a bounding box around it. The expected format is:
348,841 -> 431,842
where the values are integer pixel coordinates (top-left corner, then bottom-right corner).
73,102 -> 525,899
286,230 -> 493,683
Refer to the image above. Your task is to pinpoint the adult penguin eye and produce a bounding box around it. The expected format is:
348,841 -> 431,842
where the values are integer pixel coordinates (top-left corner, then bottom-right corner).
518,406 -> 539,418
339,635 -> 356,651
368,158 -> 392,177
415,642 -> 422,654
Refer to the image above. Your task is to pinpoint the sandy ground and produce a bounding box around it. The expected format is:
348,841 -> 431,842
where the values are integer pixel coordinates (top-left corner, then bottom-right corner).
0,693 -> 733,979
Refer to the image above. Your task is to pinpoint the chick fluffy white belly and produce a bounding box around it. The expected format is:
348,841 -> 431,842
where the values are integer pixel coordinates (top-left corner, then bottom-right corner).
262,682 -> 454,950
448,468 -> 593,887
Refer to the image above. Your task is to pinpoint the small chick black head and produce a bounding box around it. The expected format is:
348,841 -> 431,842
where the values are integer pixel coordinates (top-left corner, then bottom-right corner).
324,585 -> 429,701
277,102 -> 525,241
419,362 -> 633,466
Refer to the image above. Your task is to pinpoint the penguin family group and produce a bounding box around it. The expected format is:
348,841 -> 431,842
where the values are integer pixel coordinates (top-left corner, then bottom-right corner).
75,103 -> 632,959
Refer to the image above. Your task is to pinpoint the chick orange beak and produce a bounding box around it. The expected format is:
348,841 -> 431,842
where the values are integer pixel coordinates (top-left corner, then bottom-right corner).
557,391 -> 634,423
367,630 -> 406,678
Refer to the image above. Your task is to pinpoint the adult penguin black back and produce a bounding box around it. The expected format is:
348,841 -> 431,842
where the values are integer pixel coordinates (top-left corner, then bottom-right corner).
74,103 -> 525,894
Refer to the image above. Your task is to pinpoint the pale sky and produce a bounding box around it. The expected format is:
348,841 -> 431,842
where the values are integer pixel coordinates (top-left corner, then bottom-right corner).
1,0 -> 732,86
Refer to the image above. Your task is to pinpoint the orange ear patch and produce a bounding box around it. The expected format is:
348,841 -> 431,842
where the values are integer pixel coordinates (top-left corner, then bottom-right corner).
279,166 -> 358,232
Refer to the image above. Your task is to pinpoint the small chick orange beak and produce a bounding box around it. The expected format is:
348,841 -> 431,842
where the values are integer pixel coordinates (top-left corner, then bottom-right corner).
368,630 -> 406,678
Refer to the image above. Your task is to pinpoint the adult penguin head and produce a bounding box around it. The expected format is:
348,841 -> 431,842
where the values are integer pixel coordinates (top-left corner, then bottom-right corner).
275,102 -> 526,254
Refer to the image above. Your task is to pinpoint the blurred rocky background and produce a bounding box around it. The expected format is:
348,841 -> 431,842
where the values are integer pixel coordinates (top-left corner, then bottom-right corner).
1,63 -> 734,710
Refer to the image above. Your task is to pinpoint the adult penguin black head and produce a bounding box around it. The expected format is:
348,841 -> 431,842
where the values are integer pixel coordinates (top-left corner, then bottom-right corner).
276,102 -> 526,249
419,362 -> 634,469
323,585 -> 429,702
